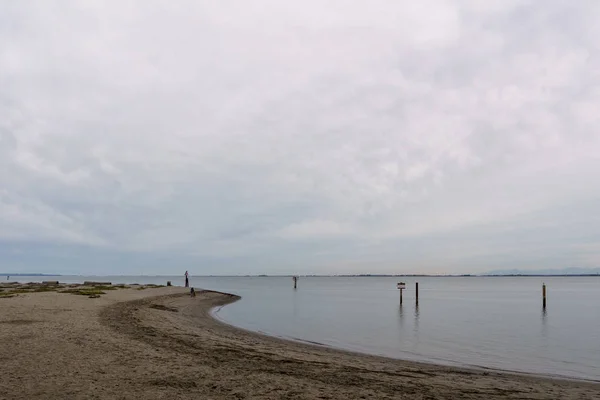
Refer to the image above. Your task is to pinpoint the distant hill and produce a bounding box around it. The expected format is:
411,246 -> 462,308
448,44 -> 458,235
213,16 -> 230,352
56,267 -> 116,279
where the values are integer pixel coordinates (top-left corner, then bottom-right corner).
484,267 -> 600,276
0,273 -> 60,276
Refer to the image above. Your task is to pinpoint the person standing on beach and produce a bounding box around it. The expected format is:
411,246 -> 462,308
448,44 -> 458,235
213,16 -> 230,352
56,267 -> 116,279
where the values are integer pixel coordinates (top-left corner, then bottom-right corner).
185,271 -> 189,288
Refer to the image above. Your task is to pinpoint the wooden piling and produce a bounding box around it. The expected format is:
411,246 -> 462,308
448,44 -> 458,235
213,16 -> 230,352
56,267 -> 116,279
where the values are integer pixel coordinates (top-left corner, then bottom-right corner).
293,276 -> 298,289
415,282 -> 419,305
542,283 -> 546,308
397,282 -> 406,305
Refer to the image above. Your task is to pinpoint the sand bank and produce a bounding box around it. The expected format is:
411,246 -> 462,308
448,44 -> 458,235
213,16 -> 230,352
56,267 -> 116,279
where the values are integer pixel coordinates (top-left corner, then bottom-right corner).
0,286 -> 598,399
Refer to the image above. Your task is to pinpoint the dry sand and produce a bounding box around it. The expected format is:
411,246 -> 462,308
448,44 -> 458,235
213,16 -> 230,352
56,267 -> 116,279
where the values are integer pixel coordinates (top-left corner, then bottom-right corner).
0,285 -> 598,399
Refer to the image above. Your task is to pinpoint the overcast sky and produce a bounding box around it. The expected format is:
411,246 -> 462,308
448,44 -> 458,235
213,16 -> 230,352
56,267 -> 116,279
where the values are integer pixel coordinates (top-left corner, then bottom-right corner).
1,1 -> 600,275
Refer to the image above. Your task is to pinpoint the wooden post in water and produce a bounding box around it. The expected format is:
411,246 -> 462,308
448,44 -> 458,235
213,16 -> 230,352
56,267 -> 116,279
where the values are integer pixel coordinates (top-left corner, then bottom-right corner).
397,282 -> 406,305
293,276 -> 298,289
542,283 -> 546,308
415,282 -> 419,305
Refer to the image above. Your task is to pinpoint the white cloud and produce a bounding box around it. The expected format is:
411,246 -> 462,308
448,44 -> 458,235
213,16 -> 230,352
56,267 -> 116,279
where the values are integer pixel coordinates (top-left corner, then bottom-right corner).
1,0 -> 600,274
278,220 -> 354,239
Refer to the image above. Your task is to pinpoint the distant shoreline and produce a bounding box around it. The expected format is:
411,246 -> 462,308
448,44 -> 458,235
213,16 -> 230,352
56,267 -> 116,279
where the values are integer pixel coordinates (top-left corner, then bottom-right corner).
4,273 -> 600,278
0,273 -> 61,276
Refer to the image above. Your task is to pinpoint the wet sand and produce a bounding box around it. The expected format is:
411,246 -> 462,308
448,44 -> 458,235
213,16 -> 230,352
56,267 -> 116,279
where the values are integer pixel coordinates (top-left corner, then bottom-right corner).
1,286 -> 599,399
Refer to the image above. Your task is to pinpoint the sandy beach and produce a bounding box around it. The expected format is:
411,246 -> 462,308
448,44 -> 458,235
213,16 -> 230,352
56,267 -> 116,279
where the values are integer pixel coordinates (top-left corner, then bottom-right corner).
1,284 -> 599,400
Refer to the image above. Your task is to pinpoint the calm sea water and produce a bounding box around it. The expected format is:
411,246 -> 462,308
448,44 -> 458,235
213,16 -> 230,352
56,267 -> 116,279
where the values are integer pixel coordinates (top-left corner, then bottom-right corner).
11,275 -> 600,381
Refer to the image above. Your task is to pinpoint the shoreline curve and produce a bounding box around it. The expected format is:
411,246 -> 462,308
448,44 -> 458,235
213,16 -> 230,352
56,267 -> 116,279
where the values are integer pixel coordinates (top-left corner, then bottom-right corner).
208,291 -> 599,384
99,289 -> 600,399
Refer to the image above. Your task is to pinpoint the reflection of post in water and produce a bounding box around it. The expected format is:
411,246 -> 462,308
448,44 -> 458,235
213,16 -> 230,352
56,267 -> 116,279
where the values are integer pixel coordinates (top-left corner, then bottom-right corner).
541,306 -> 548,339
413,303 -> 420,333
398,304 -> 404,326
541,305 -> 547,318
293,288 -> 299,317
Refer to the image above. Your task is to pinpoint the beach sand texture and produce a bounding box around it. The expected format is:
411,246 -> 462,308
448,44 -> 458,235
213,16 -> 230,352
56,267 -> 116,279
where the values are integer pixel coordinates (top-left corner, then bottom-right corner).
1,286 -> 598,399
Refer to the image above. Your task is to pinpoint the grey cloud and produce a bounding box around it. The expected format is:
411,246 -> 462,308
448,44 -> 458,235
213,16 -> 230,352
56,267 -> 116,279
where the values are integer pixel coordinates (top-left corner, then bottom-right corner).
1,1 -> 600,274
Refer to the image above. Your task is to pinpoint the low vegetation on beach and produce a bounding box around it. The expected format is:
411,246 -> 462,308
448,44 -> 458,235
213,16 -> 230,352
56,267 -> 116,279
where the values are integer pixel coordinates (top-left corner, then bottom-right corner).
0,282 -> 165,298
60,288 -> 108,297
1,287 -> 58,294
0,291 -> 16,298
136,284 -> 165,291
